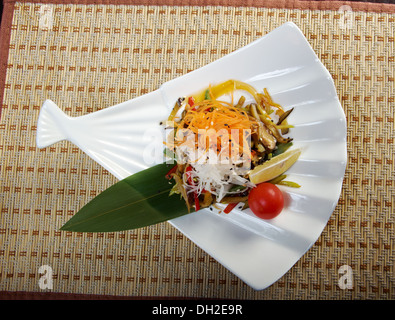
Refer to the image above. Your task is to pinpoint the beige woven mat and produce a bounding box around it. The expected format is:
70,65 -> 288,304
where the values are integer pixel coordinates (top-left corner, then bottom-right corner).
0,2 -> 394,299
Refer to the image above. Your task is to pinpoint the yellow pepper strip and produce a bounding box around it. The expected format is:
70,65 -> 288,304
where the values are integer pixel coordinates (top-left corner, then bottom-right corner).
278,181 -> 301,188
193,80 -> 261,104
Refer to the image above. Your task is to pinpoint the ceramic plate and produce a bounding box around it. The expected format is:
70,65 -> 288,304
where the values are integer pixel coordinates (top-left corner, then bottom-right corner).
37,22 -> 347,290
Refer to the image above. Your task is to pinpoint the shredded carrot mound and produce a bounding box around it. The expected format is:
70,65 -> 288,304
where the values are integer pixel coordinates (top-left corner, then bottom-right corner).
170,99 -> 259,160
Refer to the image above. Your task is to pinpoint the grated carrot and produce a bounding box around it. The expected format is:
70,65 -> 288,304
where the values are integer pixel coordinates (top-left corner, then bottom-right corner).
170,99 -> 259,160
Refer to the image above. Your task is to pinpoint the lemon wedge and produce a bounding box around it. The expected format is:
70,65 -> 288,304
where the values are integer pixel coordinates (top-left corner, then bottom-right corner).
249,148 -> 302,184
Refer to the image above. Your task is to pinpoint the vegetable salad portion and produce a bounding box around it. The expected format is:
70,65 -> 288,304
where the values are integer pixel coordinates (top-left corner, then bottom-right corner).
163,80 -> 300,219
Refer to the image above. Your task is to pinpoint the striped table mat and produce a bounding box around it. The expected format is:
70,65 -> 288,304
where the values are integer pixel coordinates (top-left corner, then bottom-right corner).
0,0 -> 394,299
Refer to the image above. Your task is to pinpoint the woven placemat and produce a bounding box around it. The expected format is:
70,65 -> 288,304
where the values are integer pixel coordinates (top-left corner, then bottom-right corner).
0,1 -> 394,299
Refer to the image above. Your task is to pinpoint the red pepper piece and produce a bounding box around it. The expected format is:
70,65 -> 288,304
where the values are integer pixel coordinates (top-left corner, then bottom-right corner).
224,202 -> 239,214
185,165 -> 200,211
185,165 -> 193,184
165,164 -> 177,179
188,96 -> 196,111
194,194 -> 200,211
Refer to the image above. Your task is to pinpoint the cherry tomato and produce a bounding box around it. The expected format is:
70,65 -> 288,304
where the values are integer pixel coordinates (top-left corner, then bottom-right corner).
248,183 -> 284,219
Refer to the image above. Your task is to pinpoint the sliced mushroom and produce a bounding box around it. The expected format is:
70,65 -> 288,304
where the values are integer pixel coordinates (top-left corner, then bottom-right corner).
277,108 -> 294,135
257,121 -> 277,150
265,121 -> 292,144
220,195 -> 249,204
200,191 -> 214,208
277,108 -> 294,125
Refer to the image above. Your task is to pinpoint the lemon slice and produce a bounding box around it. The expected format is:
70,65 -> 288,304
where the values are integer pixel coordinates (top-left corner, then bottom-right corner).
249,148 -> 302,184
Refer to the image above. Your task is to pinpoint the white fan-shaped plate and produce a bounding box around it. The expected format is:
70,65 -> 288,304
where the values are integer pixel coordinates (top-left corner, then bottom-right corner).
37,22 -> 347,290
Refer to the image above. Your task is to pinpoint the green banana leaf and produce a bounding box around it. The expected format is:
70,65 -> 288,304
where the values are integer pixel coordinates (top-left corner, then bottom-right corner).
60,162 -> 192,232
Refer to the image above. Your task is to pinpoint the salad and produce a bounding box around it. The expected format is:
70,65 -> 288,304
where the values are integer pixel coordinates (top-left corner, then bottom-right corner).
163,80 -> 301,219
